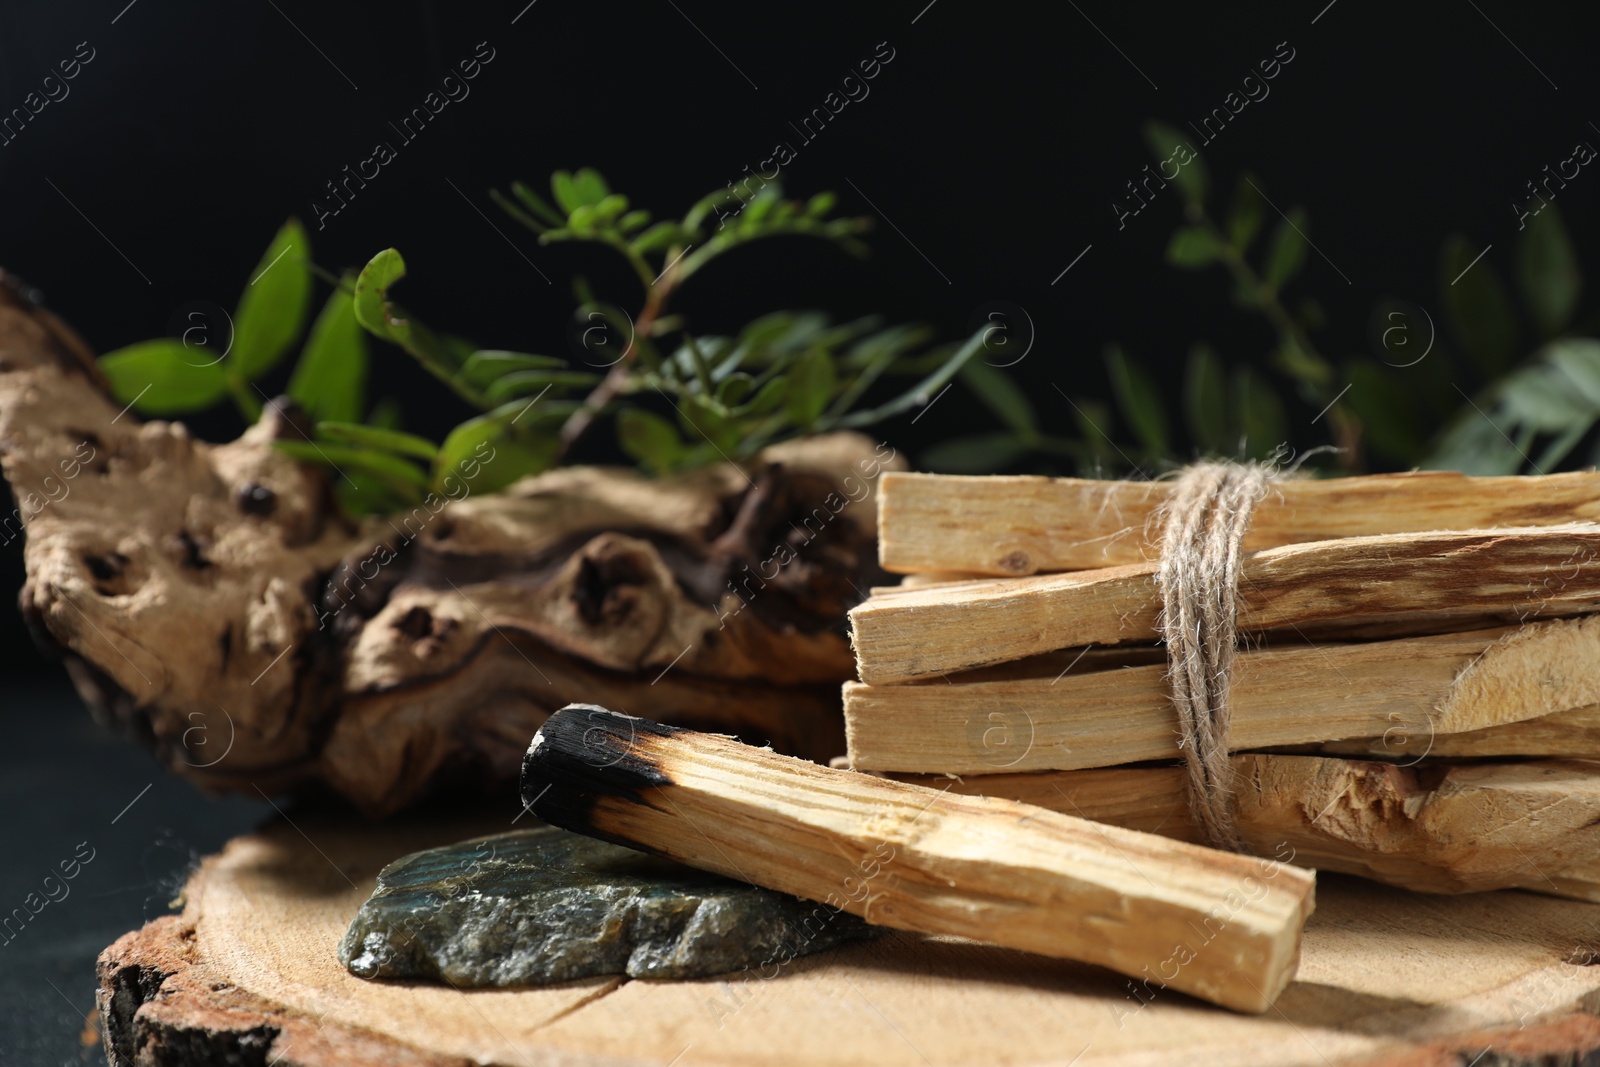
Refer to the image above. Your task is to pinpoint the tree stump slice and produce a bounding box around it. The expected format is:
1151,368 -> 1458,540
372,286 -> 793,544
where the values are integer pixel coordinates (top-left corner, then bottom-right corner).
97,815 -> 1600,1066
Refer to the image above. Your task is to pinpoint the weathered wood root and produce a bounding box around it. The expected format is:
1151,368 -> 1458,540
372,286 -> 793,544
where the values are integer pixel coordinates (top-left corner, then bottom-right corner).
0,272 -> 897,813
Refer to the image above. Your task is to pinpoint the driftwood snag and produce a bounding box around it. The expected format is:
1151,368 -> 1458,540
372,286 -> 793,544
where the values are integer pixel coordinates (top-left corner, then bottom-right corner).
0,273 -> 897,813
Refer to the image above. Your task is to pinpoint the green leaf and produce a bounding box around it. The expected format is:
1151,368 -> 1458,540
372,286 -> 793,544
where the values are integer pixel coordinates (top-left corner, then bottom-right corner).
1263,208 -> 1308,290
737,376 -> 787,416
1064,395 -> 1118,473
333,471 -> 408,517
1546,339 -> 1600,407
99,340 -> 231,415
436,406 -> 557,492
806,192 -> 837,218
960,361 -> 1036,436
367,396 -> 403,430
1183,344 -> 1229,453
1105,346 -> 1168,454
1227,174 -> 1265,250
1425,408 -> 1525,475
1232,367 -> 1287,457
459,350 -> 567,388
273,440 -> 427,500
353,249 -> 408,340
1166,226 -> 1225,268
483,369 -> 602,404
1518,204 -> 1582,337
571,168 -> 610,209
1499,365 -> 1594,431
716,373 -> 755,408
1534,417 -> 1594,472
1342,360 -> 1423,463
511,180 -> 566,227
785,348 -> 837,427
1142,121 -> 1207,206
632,222 -> 688,255
551,171 -> 581,214
673,392 -> 741,452
552,168 -> 609,215
920,432 -> 1030,474
837,329 -> 988,428
616,408 -> 684,475
1439,235 -> 1517,376
490,188 -> 548,235
231,219 -> 312,383
351,248 -> 482,406
317,421 -> 438,461
1272,341 -> 1333,390
446,438 -> 558,494
287,280 -> 366,424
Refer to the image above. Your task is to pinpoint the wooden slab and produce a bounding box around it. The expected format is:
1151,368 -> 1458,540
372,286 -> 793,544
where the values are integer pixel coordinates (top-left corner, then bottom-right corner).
98,813 -> 1600,1066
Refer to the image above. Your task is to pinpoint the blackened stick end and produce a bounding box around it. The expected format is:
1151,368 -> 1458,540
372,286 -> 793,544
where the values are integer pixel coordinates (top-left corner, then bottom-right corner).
519,704 -> 681,834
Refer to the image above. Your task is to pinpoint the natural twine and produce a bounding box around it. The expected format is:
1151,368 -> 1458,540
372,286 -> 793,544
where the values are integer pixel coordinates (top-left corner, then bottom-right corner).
1153,461 -> 1272,854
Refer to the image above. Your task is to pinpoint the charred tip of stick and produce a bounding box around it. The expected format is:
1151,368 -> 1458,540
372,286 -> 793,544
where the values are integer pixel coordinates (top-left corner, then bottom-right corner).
520,704 -> 681,827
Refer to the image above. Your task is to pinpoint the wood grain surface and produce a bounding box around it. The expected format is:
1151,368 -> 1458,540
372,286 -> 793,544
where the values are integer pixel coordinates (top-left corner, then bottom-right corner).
98,813 -> 1600,1066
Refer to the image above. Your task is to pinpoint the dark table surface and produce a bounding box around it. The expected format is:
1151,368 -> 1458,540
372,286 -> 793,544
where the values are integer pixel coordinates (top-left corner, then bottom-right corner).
0,673 -> 269,1065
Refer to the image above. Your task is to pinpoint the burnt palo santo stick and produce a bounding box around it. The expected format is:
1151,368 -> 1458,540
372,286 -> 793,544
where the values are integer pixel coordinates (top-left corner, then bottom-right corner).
521,705 -> 1317,1014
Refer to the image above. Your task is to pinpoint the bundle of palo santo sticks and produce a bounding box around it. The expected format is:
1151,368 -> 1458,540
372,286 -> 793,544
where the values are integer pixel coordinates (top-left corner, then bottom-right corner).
846,469 -> 1600,902
522,466 -> 1600,1018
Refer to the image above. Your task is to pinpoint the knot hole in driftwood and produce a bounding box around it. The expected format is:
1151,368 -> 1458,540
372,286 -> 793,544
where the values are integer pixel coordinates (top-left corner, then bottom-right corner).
573,539 -> 653,628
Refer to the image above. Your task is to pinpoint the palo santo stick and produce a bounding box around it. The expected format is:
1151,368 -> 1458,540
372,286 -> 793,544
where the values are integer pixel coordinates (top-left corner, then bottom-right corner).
894,755 -> 1600,902
880,469 -> 1600,575
892,569 -> 994,589
853,525 -> 1600,684
844,617 -> 1600,774
1316,702 -> 1600,761
521,704 -> 1316,1013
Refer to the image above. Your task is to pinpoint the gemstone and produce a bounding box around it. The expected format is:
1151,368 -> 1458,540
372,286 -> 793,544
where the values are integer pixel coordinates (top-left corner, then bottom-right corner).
338,826 -> 880,986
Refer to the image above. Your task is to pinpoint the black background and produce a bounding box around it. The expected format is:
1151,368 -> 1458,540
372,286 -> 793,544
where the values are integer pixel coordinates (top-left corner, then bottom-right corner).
5,0 -> 1600,679
1,1 -> 1597,1057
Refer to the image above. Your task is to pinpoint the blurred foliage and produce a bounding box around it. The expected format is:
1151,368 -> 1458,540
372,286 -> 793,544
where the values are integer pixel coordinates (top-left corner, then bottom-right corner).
927,120 -> 1598,479
98,170 -> 986,515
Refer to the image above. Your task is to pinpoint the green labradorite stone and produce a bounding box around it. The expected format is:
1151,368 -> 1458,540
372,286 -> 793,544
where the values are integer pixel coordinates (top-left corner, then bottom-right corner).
338,826 -> 880,986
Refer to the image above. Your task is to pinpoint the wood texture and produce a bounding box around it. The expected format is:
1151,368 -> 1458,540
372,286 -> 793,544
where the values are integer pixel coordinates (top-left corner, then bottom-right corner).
844,617 -> 1600,774
521,706 -> 1316,1013
896,755 -> 1600,901
1317,702 -> 1600,761
880,469 -> 1600,575
853,525 -> 1600,684
0,275 -> 892,814
98,813 -> 1600,1066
